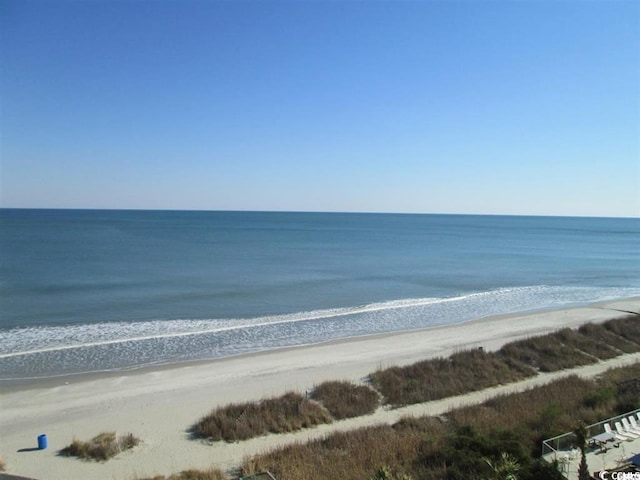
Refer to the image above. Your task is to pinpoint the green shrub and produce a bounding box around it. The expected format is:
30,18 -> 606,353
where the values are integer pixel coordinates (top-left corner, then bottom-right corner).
583,386 -> 615,408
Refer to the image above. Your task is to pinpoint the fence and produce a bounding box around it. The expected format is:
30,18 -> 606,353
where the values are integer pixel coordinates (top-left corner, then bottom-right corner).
542,408 -> 640,459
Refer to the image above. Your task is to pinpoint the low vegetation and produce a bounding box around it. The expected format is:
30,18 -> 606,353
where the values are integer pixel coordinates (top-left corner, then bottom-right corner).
498,331 -> 598,372
370,348 -> 536,407
138,469 -> 228,480
577,322 -> 640,354
0,455 -> 6,472
60,431 -> 140,461
554,327 -> 620,359
498,316 -> 639,373
192,392 -> 332,442
240,363 -> 640,480
372,315 -> 639,406
604,315 -> 640,346
190,315 -> 639,443
310,381 -> 379,419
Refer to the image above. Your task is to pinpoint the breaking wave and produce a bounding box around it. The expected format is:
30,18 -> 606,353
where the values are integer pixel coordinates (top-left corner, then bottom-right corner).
1,285 -> 637,380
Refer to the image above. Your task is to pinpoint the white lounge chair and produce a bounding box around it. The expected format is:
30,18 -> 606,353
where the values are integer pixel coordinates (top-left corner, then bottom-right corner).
615,421 -> 639,439
622,417 -> 640,435
628,416 -> 640,433
605,423 -> 633,441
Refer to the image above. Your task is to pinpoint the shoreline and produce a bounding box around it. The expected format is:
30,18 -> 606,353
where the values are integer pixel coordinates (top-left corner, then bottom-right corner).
0,297 -> 638,480
2,295 -> 638,391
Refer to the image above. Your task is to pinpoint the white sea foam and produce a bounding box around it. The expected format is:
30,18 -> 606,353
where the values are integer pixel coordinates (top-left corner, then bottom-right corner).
0,286 -> 532,358
0,284 -> 638,379
0,285 -> 634,358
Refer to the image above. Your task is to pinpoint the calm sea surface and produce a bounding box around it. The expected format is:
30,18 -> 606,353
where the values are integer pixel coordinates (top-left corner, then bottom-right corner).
1,209 -> 638,380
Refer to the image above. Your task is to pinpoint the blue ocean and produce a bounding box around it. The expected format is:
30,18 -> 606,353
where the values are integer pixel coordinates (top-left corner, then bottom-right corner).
1,209 -> 638,380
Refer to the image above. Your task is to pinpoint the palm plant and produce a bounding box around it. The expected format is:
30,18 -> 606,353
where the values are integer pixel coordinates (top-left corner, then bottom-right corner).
483,452 -> 520,480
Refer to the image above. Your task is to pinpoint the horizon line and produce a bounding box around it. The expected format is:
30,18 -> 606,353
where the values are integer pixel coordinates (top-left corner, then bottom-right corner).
0,206 -> 638,220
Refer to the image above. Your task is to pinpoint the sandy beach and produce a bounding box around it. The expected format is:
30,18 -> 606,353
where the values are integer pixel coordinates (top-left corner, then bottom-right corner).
1,298 -> 639,480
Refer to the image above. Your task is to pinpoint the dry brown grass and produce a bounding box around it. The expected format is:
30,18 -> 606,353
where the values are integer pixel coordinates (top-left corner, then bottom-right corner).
192,392 -> 332,442
242,421 -> 434,480
137,468 -> 229,480
0,455 -> 6,472
310,381 -> 379,419
240,362 -> 640,480
604,315 -> 640,346
554,327 -> 620,359
371,348 -> 535,407
497,316 -> 640,372
372,316 -> 639,407
498,331 -> 597,372
578,322 -> 640,354
448,362 -> 640,458
60,431 -> 140,461
449,375 -> 598,443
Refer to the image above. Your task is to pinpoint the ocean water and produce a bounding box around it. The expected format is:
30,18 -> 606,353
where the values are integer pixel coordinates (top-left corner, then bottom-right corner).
1,209 -> 638,380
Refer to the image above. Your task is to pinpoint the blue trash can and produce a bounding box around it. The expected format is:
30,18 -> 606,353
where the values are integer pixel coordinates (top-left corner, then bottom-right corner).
38,434 -> 47,450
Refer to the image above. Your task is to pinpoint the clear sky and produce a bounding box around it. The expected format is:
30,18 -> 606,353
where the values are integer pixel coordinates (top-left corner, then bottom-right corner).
1,0 -> 639,216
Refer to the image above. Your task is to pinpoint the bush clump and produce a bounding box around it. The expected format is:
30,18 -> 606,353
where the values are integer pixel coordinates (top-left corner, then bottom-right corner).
310,381 -> 379,419
60,431 -> 140,461
192,392 -> 332,442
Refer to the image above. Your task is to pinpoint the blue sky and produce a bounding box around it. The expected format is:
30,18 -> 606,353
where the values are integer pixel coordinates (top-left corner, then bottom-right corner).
1,0 -> 638,216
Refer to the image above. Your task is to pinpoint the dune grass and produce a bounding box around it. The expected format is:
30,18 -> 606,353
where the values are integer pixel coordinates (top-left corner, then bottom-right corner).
497,316 -> 639,373
498,330 -> 598,372
370,347 -> 536,407
554,327 -> 620,359
60,431 -> 140,461
240,362 -> 640,480
577,322 -> 640,354
604,315 -> 640,346
310,381 -> 379,419
372,315 -> 640,408
138,469 -> 228,480
192,392 -> 332,442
